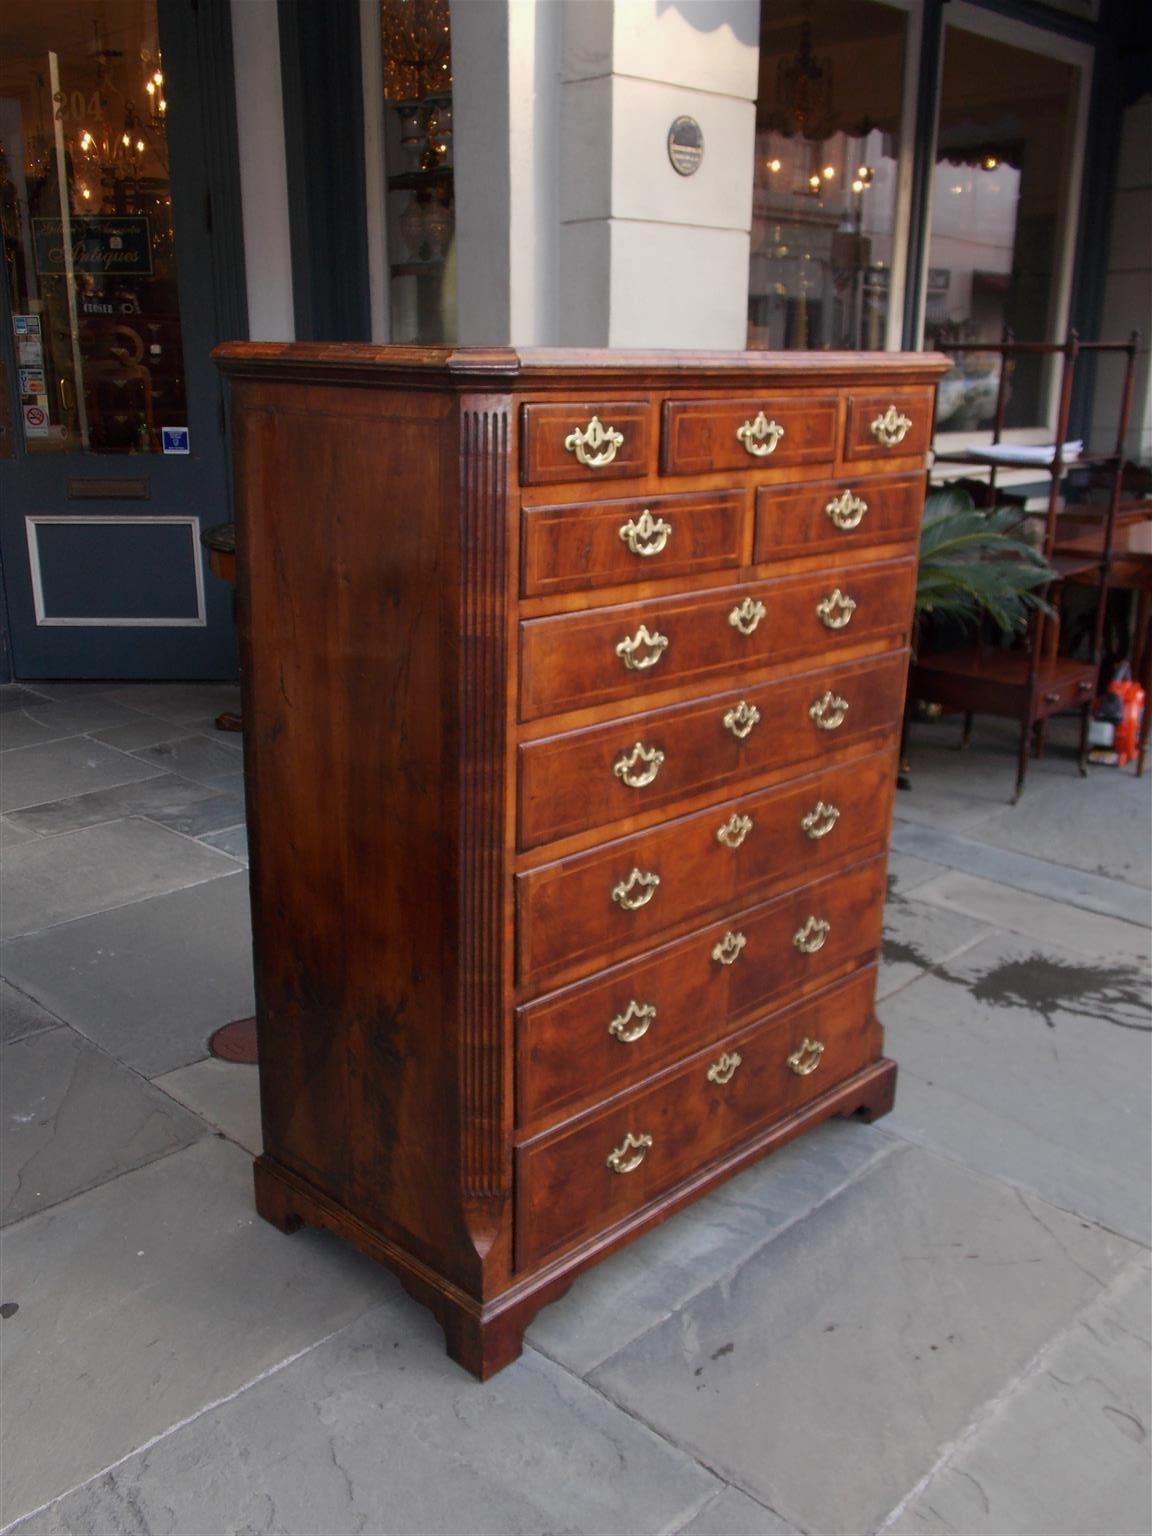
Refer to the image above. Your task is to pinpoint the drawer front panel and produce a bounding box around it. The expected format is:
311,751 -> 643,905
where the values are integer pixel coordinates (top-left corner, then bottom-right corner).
521,401 -> 650,486
755,474 -> 922,563
517,747 -> 894,984
515,968 -> 880,1269
517,854 -> 887,1126
1036,669 -> 1096,717
519,558 -> 915,721
843,390 -> 933,462
519,649 -> 906,849
661,395 -> 838,476
522,489 -> 746,598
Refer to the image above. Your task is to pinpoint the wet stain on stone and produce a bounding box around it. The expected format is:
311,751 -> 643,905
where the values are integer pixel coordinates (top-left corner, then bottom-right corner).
882,931 -> 936,971
963,953 -> 1150,1031
0,1302 -> 18,1319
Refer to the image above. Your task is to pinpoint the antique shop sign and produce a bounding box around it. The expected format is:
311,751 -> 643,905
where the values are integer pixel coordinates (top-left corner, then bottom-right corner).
33,216 -> 153,277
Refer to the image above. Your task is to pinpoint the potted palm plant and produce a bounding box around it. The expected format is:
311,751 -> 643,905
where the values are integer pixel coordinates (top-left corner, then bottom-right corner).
900,485 -> 1057,787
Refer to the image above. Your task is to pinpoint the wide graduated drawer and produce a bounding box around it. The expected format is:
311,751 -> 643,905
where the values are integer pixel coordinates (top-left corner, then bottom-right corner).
756,473 -> 922,563
517,747 -> 895,984
521,401 -> 650,485
517,853 -> 887,1126
519,648 -> 907,849
515,967 -> 881,1268
521,489 -> 746,597
843,389 -> 933,462
661,394 -> 838,475
519,557 -> 915,721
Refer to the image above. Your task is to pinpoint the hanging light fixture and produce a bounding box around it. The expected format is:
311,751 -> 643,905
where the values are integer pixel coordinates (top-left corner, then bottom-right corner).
771,2 -> 835,142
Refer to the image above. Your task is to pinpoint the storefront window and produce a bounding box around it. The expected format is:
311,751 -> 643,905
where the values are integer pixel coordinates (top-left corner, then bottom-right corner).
926,25 -> 1081,431
379,0 -> 455,345
0,0 -> 186,454
748,0 -> 908,351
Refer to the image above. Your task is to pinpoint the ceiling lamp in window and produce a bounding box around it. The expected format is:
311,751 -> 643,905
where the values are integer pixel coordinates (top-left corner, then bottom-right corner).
380,0 -> 452,104
771,2 -> 835,142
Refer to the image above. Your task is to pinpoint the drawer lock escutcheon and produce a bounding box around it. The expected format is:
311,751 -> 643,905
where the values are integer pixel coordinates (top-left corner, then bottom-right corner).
608,1000 -> 657,1043
793,915 -> 831,954
613,741 -> 665,789
729,597 -> 767,636
619,509 -> 672,557
870,404 -> 913,448
706,1051 -> 743,1086
607,1131 -> 653,1174
801,801 -> 840,840
817,589 -> 857,630
564,414 -> 624,469
787,1038 -> 825,1076
809,691 -> 849,731
612,867 -> 661,912
716,812 -> 753,849
712,930 -> 747,967
616,624 -> 669,672
824,489 -> 868,530
737,411 -> 785,458
723,700 -> 761,740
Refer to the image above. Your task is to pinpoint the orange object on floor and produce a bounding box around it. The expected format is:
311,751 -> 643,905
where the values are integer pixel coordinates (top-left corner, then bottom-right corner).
1109,679 -> 1146,769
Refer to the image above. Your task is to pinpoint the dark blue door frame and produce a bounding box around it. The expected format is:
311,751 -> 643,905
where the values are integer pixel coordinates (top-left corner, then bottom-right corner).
0,0 -> 247,680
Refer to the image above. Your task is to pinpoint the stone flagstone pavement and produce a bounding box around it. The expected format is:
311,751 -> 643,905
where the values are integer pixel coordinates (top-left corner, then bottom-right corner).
1,681 -> 1149,1535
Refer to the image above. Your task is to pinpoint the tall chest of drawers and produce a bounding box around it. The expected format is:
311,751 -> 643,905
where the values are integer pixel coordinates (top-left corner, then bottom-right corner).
216,343 -> 949,1379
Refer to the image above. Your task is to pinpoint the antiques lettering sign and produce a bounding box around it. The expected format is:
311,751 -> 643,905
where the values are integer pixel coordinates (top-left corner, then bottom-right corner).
33,216 -> 153,277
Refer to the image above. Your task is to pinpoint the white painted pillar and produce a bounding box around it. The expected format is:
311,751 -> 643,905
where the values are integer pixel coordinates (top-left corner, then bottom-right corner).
558,0 -> 760,348
230,0 -> 295,341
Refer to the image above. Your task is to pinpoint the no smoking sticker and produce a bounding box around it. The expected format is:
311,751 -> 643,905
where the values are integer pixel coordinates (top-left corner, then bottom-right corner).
22,403 -> 50,437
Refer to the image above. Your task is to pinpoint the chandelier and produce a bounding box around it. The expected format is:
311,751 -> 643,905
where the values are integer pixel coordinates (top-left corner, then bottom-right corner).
380,0 -> 452,104
771,4 -> 835,142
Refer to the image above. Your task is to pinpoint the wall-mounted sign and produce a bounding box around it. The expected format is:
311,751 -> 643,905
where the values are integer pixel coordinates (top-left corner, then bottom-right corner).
667,116 -> 704,177
32,216 -> 153,277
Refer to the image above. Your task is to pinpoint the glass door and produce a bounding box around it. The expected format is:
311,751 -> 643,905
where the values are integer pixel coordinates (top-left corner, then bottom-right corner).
0,0 -> 238,678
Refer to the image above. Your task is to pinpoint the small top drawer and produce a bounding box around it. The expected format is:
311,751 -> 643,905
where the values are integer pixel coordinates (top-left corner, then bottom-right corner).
521,401 -> 650,485
662,394 -> 838,476
843,389 -> 933,462
521,489 -> 746,598
756,473 -> 923,564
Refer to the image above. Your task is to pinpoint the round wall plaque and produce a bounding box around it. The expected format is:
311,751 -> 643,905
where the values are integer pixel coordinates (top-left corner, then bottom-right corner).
667,116 -> 704,176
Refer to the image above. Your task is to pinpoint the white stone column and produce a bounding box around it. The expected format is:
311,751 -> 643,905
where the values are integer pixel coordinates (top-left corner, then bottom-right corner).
230,0 -> 294,341
557,0 -> 759,348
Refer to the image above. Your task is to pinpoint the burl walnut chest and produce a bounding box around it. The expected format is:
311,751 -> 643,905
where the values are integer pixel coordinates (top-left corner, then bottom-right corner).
215,344 -> 949,1379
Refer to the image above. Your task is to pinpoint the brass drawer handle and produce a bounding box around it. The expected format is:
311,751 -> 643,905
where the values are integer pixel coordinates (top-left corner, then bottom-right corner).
717,812 -> 753,849
612,867 -> 661,911
707,1050 -> 742,1086
723,700 -> 761,740
712,930 -> 747,966
729,597 -> 767,636
616,624 -> 669,672
817,589 -> 857,630
737,411 -> 785,457
870,404 -> 912,448
801,800 -> 840,840
825,489 -> 868,530
609,1000 -> 656,1043
787,1037 -> 825,1076
613,741 -> 665,789
619,509 -> 672,557
809,691 -> 849,731
565,414 -> 624,468
793,915 -> 831,954
607,1131 -> 653,1173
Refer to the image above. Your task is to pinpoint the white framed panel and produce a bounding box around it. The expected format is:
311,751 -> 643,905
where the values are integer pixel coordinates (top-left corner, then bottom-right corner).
25,516 -> 207,628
